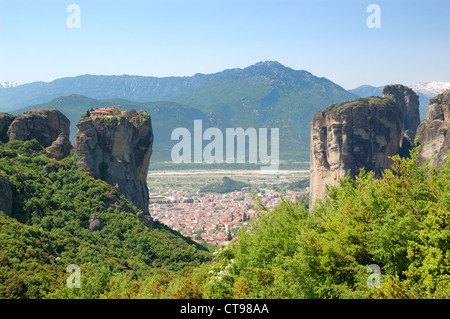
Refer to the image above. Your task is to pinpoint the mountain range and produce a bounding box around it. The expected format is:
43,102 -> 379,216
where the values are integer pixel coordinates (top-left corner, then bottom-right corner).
2,61 -> 358,162
349,82 -> 450,120
5,62 -> 447,163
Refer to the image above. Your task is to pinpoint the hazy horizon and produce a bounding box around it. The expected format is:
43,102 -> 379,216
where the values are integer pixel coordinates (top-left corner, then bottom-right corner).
3,62 -> 450,92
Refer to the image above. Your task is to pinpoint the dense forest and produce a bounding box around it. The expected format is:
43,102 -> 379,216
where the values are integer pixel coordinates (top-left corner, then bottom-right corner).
0,139 -> 449,298
0,140 -> 210,298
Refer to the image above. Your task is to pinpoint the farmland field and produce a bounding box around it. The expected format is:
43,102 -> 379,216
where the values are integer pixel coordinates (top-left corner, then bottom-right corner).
147,169 -> 310,195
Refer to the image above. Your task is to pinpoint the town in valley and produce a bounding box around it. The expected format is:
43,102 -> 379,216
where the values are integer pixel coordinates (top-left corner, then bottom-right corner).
147,169 -> 309,247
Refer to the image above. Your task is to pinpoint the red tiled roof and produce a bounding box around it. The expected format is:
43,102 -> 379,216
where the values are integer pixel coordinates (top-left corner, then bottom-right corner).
91,106 -> 119,115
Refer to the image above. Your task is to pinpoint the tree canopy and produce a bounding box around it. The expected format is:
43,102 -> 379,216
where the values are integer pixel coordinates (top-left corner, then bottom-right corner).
1,140 -> 448,299
201,148 -> 450,299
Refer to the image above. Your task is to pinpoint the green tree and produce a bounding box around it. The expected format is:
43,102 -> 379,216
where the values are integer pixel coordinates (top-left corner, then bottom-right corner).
219,148 -> 450,299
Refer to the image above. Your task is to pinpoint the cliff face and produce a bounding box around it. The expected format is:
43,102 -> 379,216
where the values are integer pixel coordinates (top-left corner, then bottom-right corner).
382,85 -> 420,157
1,108 -> 73,160
46,133 -> 73,160
309,84 -> 419,206
310,97 -> 403,205
74,111 -> 153,215
0,113 -> 15,143
382,84 -> 420,134
8,108 -> 71,148
416,89 -> 450,169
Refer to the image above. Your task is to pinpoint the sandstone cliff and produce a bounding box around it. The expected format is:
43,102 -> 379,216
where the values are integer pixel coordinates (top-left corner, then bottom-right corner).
8,108 -> 71,148
74,110 -> 153,215
0,113 -> 15,143
1,108 -> 73,160
382,84 -> 420,134
382,85 -> 420,157
416,89 -> 450,169
309,84 -> 420,206
46,133 -> 73,160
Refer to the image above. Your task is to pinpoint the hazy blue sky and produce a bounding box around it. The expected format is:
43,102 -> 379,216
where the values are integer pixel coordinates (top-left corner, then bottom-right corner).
1,0 -> 449,89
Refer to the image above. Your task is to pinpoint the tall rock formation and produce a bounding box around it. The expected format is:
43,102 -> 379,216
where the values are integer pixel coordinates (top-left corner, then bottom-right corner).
416,89 -> 450,169
309,84 -> 420,207
8,108 -> 71,148
382,85 -> 420,157
382,84 -> 420,134
74,110 -> 153,215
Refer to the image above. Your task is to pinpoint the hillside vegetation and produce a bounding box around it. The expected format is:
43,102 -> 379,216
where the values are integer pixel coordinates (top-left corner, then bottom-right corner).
1,139 -> 448,299
199,177 -> 249,194
199,148 -> 450,298
0,139 -> 210,299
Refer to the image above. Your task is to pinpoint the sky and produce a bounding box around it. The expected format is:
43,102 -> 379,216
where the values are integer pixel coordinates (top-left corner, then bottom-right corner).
0,0 -> 449,90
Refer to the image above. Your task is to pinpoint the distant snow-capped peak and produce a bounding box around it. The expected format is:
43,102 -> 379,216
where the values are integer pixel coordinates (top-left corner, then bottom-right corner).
411,82 -> 450,97
1,81 -> 18,88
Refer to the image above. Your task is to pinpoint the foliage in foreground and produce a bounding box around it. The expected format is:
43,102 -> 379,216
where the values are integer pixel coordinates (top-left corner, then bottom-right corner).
197,148 -> 450,299
1,140 -> 449,299
0,140 -> 211,299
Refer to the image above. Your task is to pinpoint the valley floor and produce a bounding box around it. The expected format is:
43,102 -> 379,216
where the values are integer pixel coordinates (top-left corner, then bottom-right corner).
147,169 -> 310,246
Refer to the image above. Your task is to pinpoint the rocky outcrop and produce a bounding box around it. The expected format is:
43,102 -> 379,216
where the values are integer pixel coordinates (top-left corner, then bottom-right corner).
0,113 -> 15,143
89,214 -> 104,231
309,84 -> 420,206
8,108 -> 72,149
416,89 -> 450,169
0,175 -> 13,217
1,109 -> 73,160
382,84 -> 420,134
137,211 -> 154,228
382,85 -> 420,157
46,133 -> 73,160
74,110 -> 153,215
